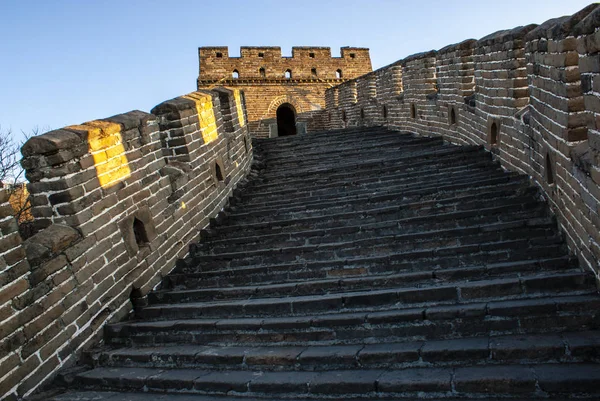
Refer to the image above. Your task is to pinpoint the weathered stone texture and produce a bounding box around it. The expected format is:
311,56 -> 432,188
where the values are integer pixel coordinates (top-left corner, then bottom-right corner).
325,4 -> 600,279
0,87 -> 253,400
197,47 -> 372,138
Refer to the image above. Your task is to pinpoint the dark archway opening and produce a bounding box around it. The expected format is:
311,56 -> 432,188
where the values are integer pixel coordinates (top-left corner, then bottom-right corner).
276,103 -> 297,136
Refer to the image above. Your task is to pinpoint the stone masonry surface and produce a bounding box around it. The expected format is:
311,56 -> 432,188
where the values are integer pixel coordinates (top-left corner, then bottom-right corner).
0,88 -> 253,400
197,47 -> 372,138
325,4 -> 600,282
1,4 -> 600,401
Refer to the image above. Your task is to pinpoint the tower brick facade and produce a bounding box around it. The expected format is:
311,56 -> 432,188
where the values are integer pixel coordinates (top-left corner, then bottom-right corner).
197,46 -> 372,138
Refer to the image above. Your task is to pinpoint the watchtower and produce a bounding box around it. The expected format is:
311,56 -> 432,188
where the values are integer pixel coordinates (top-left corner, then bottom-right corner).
197,46 -> 372,138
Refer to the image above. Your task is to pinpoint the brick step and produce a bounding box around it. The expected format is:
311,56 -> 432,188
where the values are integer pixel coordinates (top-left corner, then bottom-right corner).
239,153 -> 495,201
259,134 -> 441,164
224,179 -> 531,229
153,251 -> 577,305
192,215 -> 558,272
93,331 -> 600,371
259,137 -> 445,169
213,188 -> 541,242
169,239 -> 572,289
232,172 -> 524,216
70,363 -> 600,398
105,294 -> 600,347
138,272 -> 595,321
190,225 -> 560,278
253,144 -> 479,182
253,145 -> 485,187
253,127 -> 409,152
236,158 -> 500,209
44,391 -> 600,401
203,202 -> 546,254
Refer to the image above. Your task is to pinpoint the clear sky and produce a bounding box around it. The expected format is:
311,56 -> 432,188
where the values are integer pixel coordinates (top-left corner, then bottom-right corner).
0,0 -> 593,140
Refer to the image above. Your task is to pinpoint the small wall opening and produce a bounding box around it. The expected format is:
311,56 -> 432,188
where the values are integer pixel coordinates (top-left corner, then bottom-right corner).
259,67 -> 266,78
258,52 -> 264,58
341,110 -> 347,122
133,218 -> 149,247
216,52 -> 223,58
311,68 -> 317,77
284,70 -> 292,79
309,52 -> 315,58
243,136 -> 249,154
215,161 -> 224,181
450,108 -> 457,125
232,70 -> 239,79
350,53 -> 356,58
336,69 -> 343,79
490,122 -> 499,145
545,153 -> 555,185
410,104 -> 416,119
360,108 -> 365,119
383,105 -> 388,119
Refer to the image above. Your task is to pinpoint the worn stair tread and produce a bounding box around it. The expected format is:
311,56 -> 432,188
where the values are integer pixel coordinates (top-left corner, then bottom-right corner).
72,363 -> 600,396
95,330 -> 600,370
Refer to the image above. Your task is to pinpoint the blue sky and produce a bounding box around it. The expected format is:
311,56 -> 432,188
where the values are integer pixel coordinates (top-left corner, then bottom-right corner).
0,0 -> 593,140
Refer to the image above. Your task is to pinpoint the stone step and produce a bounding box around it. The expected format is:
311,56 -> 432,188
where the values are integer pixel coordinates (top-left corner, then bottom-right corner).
201,196 -> 546,253
153,245 -> 576,304
105,294 -> 600,347
93,331 -> 600,371
259,135 -> 442,165
211,190 -> 543,242
44,391 -> 600,401
233,161 -> 505,214
166,254 -> 574,291
220,179 -> 533,236
259,140 -> 447,172
70,363 -> 600,398
231,173 -> 526,218
139,272 -> 595,321
190,227 -> 564,274
248,144 -> 483,188
237,153 -> 496,204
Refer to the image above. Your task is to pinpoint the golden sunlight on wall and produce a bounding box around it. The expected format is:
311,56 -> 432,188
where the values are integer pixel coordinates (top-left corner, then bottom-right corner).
234,90 -> 245,127
67,121 -> 131,188
184,92 -> 218,144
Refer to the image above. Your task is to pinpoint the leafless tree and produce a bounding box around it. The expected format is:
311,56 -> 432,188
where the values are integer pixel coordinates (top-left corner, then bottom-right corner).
0,126 -> 44,236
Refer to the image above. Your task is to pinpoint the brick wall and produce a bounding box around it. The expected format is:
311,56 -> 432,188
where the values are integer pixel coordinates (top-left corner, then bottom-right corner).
325,4 -> 600,281
198,47 -> 372,138
0,88 -> 253,400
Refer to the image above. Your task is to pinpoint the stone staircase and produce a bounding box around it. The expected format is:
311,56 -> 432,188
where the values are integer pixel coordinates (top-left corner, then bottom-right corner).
47,127 -> 600,400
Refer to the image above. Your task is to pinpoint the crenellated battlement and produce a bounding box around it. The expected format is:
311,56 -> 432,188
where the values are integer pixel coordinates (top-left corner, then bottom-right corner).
198,46 -> 371,81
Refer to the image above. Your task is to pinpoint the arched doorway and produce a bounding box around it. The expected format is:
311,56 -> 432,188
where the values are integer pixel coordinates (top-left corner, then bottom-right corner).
276,103 -> 297,136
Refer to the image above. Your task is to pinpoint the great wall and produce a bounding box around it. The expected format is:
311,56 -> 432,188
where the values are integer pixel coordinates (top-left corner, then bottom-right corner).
0,4 -> 599,401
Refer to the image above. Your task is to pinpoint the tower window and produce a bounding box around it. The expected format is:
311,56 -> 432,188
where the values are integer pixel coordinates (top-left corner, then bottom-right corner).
232,70 -> 239,79
216,52 -> 223,58
258,52 -> 264,57
349,53 -> 356,58
285,70 -> 292,79
336,69 -> 343,79
309,52 -> 315,58
311,68 -> 317,77
259,67 -> 266,78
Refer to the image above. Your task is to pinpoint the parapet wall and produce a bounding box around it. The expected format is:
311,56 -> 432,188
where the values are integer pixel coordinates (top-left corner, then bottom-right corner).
198,46 -> 372,81
0,88 -> 253,400
325,4 -> 600,279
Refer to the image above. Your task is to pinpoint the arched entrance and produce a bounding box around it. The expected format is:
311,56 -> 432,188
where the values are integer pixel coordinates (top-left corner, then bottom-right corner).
276,103 -> 297,136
